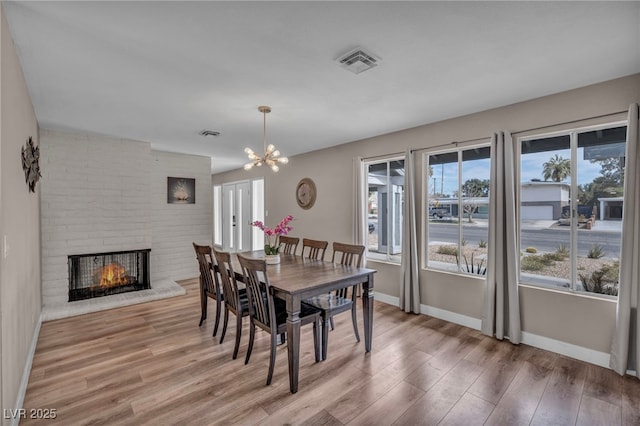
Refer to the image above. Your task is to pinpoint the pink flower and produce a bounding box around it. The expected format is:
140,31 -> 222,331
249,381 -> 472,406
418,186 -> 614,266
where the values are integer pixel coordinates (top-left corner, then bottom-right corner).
250,215 -> 295,254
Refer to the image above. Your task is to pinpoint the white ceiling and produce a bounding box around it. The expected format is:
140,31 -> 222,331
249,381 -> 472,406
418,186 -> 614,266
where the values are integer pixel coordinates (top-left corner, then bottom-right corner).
4,1 -> 640,174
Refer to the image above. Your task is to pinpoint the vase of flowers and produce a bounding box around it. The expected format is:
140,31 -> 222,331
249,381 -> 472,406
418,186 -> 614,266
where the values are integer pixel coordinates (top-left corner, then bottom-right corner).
250,215 -> 294,265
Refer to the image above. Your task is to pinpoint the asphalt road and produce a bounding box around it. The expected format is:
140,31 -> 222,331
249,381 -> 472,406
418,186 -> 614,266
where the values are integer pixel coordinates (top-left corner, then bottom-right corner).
428,222 -> 622,258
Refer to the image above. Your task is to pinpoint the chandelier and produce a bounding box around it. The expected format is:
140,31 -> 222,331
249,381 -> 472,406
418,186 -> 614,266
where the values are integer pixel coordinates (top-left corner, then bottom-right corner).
244,106 -> 288,172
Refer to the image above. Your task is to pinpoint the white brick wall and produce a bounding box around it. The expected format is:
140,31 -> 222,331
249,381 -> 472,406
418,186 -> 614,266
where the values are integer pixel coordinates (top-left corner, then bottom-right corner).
151,151 -> 212,282
40,129 -> 211,308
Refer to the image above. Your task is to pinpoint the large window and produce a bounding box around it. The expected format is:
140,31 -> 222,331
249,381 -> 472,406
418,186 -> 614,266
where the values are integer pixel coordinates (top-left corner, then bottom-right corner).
519,123 -> 626,297
425,144 -> 491,276
366,158 -> 405,262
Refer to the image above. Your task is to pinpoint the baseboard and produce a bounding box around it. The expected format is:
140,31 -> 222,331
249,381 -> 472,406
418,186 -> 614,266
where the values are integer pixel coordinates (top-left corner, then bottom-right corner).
372,292 -> 482,330
419,304 -> 483,331
9,314 -> 42,426
521,331 -> 611,368
373,291 -> 621,372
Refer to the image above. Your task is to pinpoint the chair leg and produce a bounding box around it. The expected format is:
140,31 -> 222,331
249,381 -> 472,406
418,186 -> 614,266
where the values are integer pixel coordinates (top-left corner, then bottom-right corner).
329,316 -> 335,331
213,296 -> 221,337
351,305 -> 360,342
245,321 -> 255,365
199,285 -> 207,326
322,316 -> 330,361
279,333 -> 286,345
219,305 -> 229,342
266,332 -> 278,385
232,312 -> 243,360
313,320 -> 321,362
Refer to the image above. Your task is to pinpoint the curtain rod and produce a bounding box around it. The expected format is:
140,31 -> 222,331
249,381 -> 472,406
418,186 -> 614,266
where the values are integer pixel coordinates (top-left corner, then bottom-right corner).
411,136 -> 490,154
511,109 -> 628,136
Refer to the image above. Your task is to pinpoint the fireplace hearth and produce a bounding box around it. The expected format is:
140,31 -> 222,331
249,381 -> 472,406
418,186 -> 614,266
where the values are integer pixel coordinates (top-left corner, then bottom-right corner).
68,249 -> 151,302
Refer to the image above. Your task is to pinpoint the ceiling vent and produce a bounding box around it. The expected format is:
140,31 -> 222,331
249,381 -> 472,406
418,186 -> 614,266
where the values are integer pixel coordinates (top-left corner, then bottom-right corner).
336,47 -> 380,74
199,130 -> 220,137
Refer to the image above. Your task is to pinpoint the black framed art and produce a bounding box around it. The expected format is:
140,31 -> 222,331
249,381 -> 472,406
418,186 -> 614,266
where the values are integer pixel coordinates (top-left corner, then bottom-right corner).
167,177 -> 195,204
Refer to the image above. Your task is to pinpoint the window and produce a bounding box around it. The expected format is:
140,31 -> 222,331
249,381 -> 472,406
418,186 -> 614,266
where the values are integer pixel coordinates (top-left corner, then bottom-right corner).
519,123 -> 626,297
213,184 -> 222,246
366,158 -> 405,262
425,144 -> 491,276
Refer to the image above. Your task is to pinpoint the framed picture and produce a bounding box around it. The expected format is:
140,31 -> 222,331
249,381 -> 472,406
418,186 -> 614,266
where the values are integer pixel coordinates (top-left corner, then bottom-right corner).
167,177 -> 195,204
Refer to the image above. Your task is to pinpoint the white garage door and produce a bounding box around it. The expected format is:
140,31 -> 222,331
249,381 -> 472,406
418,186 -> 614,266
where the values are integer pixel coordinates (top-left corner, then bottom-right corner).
521,205 -> 553,220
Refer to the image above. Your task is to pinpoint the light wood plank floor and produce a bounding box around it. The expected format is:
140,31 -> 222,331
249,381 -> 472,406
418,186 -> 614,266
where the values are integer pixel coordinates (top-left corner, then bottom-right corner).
21,278 -> 640,425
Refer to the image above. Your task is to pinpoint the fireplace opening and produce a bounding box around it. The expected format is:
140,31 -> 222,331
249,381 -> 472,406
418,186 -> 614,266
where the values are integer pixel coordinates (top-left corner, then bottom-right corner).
68,249 -> 151,302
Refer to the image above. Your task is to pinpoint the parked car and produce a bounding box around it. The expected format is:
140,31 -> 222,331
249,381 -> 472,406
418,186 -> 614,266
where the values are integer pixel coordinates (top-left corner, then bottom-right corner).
429,207 -> 448,219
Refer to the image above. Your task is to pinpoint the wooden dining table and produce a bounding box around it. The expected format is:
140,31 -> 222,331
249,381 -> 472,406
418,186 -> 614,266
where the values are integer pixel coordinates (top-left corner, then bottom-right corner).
234,251 -> 376,393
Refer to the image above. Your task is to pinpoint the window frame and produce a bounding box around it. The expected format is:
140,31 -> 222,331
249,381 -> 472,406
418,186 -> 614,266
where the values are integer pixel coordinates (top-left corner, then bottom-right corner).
363,155 -> 405,263
517,120 -> 627,298
423,141 -> 492,276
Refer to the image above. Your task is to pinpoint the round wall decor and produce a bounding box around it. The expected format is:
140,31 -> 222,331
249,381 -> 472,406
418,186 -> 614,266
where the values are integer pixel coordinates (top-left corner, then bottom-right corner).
21,136 -> 41,193
295,177 -> 316,209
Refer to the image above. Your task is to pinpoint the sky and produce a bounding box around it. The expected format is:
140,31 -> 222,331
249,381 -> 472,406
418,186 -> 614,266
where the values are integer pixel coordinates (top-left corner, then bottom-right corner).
430,149 -> 604,197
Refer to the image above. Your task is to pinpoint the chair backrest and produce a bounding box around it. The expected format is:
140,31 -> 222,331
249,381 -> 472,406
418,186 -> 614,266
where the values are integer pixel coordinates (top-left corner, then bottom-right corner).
193,242 -> 220,297
278,236 -> 299,255
213,248 -> 240,311
302,238 -> 328,261
237,254 -> 275,332
331,242 -> 365,267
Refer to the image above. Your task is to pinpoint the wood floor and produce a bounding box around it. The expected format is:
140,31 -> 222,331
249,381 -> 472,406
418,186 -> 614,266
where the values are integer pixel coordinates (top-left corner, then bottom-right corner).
21,278 -> 640,425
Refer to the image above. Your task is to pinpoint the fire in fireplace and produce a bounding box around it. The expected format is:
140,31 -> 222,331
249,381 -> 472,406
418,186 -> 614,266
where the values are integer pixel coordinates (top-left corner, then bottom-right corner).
68,249 -> 151,302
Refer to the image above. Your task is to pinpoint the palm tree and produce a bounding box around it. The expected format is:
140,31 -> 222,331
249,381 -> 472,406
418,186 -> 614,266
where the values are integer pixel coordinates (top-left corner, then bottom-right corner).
542,154 -> 570,182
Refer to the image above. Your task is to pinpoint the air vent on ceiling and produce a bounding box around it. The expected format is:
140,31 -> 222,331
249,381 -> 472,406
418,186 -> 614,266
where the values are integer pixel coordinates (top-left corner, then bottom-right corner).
199,130 -> 220,137
336,47 -> 380,74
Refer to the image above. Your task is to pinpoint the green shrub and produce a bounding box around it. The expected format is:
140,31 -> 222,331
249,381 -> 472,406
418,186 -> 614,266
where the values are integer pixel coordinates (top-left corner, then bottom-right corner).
478,239 -> 487,249
525,247 -> 538,254
437,245 -> 458,256
555,244 -> 569,259
461,238 -> 467,247
579,262 -> 619,296
462,254 -> 487,276
543,252 -> 565,262
587,244 -> 605,259
521,254 -> 556,271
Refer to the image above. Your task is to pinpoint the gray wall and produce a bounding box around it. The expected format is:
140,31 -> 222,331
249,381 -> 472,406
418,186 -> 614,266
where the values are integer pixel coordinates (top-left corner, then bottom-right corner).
213,73 -> 640,358
0,5 -> 41,422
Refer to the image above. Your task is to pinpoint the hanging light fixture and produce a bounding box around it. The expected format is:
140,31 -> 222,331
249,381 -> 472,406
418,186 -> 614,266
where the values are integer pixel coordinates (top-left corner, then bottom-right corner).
244,106 -> 288,172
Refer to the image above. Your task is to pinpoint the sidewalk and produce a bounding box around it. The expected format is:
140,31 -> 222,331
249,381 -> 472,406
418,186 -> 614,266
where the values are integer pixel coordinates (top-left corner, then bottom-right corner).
457,218 -> 622,232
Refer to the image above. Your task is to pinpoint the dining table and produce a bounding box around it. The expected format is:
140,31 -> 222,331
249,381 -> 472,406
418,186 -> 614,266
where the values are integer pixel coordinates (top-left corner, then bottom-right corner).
233,250 -> 376,394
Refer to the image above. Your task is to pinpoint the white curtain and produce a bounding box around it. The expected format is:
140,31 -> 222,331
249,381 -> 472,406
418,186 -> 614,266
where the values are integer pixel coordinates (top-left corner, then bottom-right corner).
482,131 -> 521,343
610,104 -> 640,378
353,157 -> 367,265
400,150 -> 420,313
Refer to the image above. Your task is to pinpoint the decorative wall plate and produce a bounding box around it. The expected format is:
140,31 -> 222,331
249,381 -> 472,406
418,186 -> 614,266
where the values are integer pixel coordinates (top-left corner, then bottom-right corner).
21,136 -> 41,192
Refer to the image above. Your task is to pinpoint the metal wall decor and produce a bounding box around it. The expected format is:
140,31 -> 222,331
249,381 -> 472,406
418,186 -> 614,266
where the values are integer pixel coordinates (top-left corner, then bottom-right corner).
21,136 -> 41,192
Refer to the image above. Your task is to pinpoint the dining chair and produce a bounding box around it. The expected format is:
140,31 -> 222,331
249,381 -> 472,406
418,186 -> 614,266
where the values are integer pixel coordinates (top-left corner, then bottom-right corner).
213,248 -> 249,359
278,235 -> 300,254
193,242 -> 223,337
237,253 -> 322,385
303,242 -> 365,360
301,238 -> 328,261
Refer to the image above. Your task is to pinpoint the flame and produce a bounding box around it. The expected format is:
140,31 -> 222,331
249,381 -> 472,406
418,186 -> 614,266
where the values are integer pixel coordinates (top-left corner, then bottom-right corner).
97,263 -> 129,288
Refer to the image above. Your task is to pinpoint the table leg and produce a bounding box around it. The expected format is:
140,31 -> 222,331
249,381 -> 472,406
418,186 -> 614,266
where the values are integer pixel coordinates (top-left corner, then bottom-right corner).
285,296 -> 301,393
362,274 -> 374,352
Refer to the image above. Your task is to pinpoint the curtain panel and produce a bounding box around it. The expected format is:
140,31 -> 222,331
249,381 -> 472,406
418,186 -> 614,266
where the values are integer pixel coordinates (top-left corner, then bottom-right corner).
353,157 -> 367,266
482,131 -> 521,343
610,104 -> 640,378
400,150 -> 420,313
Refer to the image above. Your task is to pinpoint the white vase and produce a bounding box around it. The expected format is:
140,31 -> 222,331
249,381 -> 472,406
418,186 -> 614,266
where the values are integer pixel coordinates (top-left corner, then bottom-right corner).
265,254 -> 280,265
